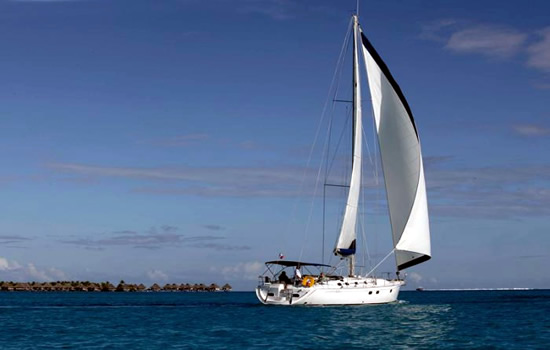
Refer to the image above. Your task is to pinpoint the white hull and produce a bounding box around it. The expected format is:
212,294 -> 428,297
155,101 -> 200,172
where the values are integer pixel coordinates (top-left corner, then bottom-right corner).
256,277 -> 403,306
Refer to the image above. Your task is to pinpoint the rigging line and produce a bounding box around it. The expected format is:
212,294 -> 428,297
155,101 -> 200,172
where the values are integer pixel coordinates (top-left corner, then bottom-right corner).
299,141 -> 329,261
369,87 -> 382,266
321,102 -> 335,266
322,185 -> 326,265
360,197 -> 373,270
359,121 -> 372,274
298,18 -> 353,261
322,109 -> 334,266
362,112 -> 375,166
359,129 -> 371,275
328,258 -> 345,276
286,18 -> 352,257
325,21 -> 354,177
365,248 -> 395,278
324,26 -> 354,178
326,107 -> 352,177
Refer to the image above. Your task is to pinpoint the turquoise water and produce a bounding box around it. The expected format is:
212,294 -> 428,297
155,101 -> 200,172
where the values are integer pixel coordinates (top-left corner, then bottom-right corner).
0,290 -> 548,349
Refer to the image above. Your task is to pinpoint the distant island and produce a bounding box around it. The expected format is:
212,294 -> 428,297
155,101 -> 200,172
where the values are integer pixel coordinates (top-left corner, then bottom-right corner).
0,281 -> 232,292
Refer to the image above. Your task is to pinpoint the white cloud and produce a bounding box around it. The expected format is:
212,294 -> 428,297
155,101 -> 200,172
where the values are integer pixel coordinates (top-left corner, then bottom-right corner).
446,25 -> 527,57
218,261 -> 264,281
513,124 -> 550,137
0,257 -> 10,270
408,271 -> 423,283
47,267 -> 68,280
146,269 -> 168,282
27,263 -> 51,281
0,257 -> 21,271
527,27 -> 550,72
419,19 -> 457,42
0,256 -> 67,282
422,21 -> 550,75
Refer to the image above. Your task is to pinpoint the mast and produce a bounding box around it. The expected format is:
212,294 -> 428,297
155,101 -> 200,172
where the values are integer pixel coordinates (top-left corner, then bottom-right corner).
350,14 -> 360,276
352,15 -> 360,159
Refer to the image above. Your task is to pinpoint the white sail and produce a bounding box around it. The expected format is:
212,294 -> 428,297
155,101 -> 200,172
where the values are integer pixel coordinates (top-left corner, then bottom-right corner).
334,17 -> 362,257
360,30 -> 431,270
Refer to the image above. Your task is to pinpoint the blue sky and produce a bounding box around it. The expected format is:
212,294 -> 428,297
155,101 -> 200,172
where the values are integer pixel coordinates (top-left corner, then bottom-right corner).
0,0 -> 549,290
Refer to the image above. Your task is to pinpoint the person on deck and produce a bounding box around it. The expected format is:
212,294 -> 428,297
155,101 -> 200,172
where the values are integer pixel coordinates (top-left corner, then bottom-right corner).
278,271 -> 292,285
295,268 -> 302,280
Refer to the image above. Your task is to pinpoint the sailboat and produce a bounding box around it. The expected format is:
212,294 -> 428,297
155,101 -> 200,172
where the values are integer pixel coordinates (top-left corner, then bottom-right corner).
256,14 -> 431,305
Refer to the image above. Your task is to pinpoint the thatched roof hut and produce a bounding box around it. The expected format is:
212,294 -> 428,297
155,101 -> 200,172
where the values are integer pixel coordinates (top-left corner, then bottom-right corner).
150,283 -> 161,292
1,282 -> 13,291
74,283 -> 87,292
87,283 -> 100,292
208,283 -> 220,292
100,282 -> 116,292
14,282 -> 31,291
116,282 -> 132,292
221,283 -> 232,292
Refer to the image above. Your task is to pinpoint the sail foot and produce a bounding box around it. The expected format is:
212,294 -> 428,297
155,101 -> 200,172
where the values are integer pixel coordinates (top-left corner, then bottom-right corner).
396,250 -> 431,271
334,239 -> 356,257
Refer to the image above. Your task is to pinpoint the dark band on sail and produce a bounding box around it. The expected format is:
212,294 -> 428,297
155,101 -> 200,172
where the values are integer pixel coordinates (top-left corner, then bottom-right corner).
397,254 -> 430,271
360,31 -> 418,139
335,239 -> 356,257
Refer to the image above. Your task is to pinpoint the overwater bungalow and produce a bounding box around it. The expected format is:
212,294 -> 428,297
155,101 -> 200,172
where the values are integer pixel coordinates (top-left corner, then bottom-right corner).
1,282 -> 14,291
14,282 -> 31,291
87,283 -> 100,292
208,283 -> 220,292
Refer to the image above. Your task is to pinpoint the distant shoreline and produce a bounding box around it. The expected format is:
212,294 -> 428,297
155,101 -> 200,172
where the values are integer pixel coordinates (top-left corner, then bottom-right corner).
0,281 -> 232,292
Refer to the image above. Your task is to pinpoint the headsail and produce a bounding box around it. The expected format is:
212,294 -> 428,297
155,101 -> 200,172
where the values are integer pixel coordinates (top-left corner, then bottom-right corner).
360,30 -> 431,270
334,16 -> 362,257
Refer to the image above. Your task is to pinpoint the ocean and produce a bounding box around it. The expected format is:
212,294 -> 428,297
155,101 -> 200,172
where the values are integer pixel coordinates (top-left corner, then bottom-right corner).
0,290 -> 548,349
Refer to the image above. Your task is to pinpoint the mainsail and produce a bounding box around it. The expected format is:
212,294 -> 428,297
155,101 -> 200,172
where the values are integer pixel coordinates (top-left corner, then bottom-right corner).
334,17 -> 362,257
360,30 -> 431,270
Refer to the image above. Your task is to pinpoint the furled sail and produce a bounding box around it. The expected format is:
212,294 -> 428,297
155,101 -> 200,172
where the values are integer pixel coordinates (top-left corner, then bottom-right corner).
360,30 -> 431,270
334,18 -> 362,257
